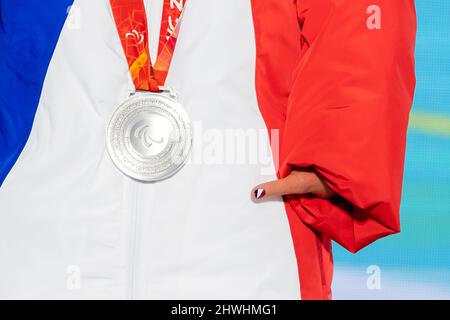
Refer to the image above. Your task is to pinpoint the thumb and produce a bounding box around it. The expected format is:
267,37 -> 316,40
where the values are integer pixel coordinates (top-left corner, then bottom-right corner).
252,171 -> 311,200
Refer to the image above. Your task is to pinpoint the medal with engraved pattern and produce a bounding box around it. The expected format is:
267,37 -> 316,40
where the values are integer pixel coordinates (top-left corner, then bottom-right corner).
107,0 -> 191,182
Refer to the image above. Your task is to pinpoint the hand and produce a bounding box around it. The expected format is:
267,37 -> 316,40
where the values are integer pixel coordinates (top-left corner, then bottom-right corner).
252,170 -> 336,200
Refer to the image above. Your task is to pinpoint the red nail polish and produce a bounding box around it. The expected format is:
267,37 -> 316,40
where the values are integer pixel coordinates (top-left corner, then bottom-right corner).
254,188 -> 266,199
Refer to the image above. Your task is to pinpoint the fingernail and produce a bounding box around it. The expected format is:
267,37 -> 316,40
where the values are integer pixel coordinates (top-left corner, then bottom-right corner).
254,188 -> 266,200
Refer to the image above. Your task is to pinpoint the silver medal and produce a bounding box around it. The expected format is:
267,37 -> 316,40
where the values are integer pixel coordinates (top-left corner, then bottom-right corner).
106,89 -> 192,182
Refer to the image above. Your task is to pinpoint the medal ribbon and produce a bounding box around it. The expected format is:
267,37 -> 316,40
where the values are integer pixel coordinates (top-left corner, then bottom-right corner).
110,0 -> 186,92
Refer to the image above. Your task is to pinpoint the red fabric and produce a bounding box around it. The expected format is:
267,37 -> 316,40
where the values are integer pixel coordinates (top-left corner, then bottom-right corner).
110,0 -> 185,91
251,0 -> 416,299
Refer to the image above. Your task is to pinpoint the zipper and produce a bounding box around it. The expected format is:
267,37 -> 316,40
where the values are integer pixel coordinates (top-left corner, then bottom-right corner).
126,73 -> 140,299
128,180 -> 141,299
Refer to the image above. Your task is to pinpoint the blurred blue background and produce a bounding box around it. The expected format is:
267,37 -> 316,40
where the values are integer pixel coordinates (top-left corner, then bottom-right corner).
333,0 -> 450,299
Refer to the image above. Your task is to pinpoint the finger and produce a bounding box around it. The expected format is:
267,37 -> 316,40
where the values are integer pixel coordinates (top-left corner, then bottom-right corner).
252,172 -> 310,200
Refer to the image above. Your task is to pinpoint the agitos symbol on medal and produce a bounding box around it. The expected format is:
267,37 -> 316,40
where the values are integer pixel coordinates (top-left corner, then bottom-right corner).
107,0 -> 192,182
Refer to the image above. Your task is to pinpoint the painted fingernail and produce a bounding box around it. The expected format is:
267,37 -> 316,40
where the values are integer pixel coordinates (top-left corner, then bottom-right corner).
254,188 -> 266,199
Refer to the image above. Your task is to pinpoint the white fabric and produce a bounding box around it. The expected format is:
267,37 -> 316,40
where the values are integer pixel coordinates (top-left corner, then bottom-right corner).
145,0 -> 163,63
0,0 -> 299,299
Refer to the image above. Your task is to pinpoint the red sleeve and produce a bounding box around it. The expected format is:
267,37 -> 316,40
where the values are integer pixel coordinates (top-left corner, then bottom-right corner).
280,0 -> 417,253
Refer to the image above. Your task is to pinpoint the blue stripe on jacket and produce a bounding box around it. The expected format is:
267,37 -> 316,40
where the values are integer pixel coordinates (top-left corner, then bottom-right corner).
0,0 -> 74,185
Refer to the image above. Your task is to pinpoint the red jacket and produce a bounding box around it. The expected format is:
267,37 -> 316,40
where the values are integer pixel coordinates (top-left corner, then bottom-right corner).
252,0 -> 416,299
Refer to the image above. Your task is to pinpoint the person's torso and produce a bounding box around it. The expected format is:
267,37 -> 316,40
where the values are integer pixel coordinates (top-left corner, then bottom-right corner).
0,0 -> 300,299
